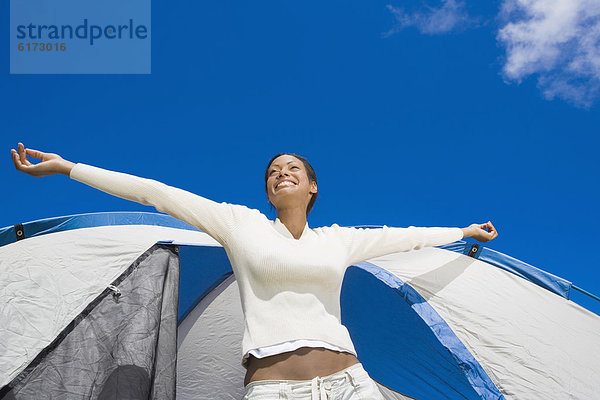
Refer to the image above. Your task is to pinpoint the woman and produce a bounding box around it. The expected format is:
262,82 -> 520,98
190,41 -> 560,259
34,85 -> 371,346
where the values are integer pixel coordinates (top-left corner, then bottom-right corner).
11,143 -> 498,400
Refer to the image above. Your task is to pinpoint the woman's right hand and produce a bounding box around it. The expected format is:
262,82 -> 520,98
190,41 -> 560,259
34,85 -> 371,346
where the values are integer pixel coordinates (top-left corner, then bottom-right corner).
11,142 -> 75,177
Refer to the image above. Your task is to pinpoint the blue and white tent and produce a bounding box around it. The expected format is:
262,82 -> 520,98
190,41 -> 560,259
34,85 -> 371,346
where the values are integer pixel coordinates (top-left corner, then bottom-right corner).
1,212 -> 599,399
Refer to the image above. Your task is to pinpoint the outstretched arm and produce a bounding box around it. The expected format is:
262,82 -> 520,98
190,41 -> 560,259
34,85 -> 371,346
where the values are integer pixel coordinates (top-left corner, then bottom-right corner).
11,143 -> 240,245
332,222 -> 498,267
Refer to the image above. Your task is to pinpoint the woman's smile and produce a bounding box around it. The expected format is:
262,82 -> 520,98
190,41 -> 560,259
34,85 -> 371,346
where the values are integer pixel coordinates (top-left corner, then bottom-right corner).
275,179 -> 296,190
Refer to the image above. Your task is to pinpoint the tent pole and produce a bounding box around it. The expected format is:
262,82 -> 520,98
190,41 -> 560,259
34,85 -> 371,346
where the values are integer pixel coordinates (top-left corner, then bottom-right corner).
572,284 -> 600,303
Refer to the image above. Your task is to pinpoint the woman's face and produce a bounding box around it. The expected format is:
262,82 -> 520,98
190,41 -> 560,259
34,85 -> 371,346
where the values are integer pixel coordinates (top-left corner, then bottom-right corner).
266,154 -> 317,212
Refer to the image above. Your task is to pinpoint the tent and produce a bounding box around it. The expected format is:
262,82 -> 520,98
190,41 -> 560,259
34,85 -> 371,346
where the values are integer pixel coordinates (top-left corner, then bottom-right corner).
1,212 -> 599,399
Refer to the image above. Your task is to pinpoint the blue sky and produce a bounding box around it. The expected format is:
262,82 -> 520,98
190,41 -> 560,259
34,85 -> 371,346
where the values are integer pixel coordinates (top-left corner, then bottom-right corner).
2,0 -> 599,315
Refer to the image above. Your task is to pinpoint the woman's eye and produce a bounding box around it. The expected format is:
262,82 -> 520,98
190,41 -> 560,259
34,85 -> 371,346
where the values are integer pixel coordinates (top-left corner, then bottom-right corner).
291,166 -> 299,170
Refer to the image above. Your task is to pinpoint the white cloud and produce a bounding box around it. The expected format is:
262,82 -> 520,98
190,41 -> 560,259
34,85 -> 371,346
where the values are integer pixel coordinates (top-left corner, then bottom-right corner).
498,0 -> 600,107
384,0 -> 473,36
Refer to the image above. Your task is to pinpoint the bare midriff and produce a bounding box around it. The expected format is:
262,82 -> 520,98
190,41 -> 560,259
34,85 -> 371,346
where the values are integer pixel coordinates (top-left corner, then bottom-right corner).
244,347 -> 360,387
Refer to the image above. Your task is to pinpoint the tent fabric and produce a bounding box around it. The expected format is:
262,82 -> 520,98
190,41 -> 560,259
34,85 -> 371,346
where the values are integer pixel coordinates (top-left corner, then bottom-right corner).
367,248 -> 600,399
0,211 -> 198,247
176,244 -> 234,323
1,212 -> 599,400
0,244 -> 179,400
476,245 -> 572,298
345,262 -> 503,400
0,223 -> 217,388
375,383 -> 415,399
177,274 -> 245,400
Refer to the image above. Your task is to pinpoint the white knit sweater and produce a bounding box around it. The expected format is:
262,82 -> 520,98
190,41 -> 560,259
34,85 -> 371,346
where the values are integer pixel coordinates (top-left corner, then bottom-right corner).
70,163 -> 464,367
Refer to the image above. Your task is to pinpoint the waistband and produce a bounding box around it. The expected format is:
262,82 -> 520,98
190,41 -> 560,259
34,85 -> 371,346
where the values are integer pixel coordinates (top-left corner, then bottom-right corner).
244,362 -> 365,390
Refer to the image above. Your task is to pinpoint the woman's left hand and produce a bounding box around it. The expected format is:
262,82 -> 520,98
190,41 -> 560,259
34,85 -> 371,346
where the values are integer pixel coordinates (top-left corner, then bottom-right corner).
461,221 -> 498,242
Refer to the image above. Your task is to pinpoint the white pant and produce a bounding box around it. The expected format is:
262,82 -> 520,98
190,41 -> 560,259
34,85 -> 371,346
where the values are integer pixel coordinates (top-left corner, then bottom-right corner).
242,363 -> 385,400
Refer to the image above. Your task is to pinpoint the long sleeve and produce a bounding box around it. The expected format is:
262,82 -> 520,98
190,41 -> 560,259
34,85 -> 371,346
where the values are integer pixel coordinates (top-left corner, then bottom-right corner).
70,163 -> 243,246
331,224 -> 464,266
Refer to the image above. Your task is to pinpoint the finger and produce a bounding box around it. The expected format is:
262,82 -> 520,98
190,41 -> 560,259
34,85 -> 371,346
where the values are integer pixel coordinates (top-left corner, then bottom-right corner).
11,149 -> 26,170
481,221 -> 495,233
25,148 -> 44,161
10,149 -> 19,168
18,143 -> 30,166
486,222 -> 498,239
22,150 -> 33,166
